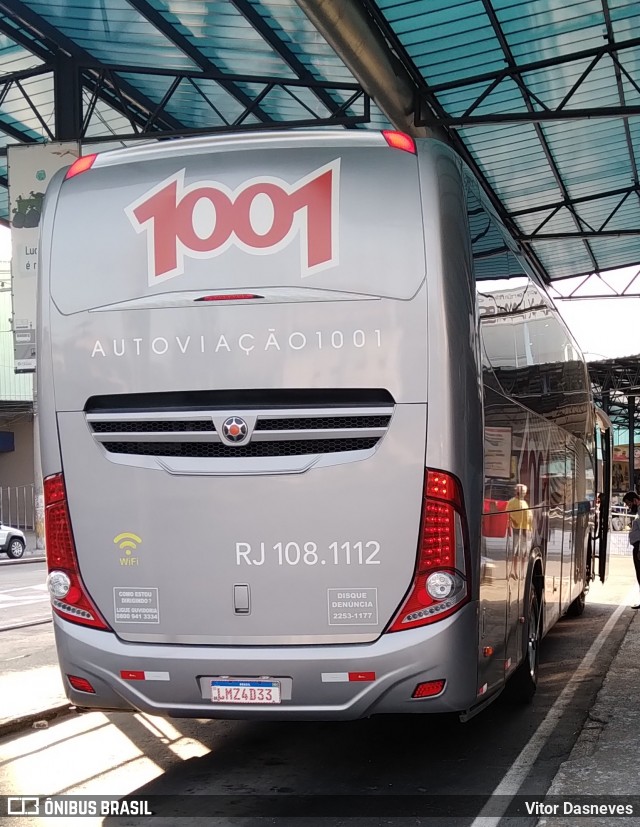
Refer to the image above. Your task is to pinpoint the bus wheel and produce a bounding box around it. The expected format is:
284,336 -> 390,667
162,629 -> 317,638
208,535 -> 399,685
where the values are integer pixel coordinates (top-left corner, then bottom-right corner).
508,588 -> 541,703
566,590 -> 586,617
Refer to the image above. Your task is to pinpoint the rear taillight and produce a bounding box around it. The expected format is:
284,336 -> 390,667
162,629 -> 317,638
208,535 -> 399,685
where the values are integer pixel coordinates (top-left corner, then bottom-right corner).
64,153 -> 97,180
44,473 -> 110,630
382,130 -> 416,154
388,469 -> 469,632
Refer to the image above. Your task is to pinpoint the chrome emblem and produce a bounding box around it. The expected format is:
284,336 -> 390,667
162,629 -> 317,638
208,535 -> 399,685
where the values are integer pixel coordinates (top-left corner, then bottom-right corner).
222,416 -> 248,444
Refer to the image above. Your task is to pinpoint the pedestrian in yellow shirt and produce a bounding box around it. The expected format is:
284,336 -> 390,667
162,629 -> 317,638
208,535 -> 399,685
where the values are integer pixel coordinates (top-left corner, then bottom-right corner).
506,484 -> 533,530
506,484 -> 532,572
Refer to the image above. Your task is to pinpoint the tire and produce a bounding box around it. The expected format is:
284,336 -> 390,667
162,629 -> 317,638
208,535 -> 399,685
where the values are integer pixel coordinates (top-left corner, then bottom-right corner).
566,589 -> 586,617
7,537 -> 25,559
506,588 -> 541,703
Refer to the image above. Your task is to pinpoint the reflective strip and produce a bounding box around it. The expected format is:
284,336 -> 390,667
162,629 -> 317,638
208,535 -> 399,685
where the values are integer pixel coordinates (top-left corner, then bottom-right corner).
348,672 -> 375,682
321,672 -> 349,682
120,670 -> 170,681
321,672 -> 375,683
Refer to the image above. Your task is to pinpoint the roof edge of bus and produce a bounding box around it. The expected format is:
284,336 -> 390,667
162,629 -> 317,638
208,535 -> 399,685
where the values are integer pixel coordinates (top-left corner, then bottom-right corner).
89,129 -> 407,169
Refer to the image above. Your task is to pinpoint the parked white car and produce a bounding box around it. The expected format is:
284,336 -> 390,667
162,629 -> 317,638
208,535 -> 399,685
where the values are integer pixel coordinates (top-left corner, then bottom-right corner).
0,524 -> 26,559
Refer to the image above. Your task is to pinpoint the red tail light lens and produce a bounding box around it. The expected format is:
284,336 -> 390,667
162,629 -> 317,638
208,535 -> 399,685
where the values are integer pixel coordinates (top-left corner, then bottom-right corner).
382,130 -> 416,154
388,469 -> 469,632
412,679 -> 446,699
65,154 -> 98,180
44,473 -> 110,630
67,675 -> 96,693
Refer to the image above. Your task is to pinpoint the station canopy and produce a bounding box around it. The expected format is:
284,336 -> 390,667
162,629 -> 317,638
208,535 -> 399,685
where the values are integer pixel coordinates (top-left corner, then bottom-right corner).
1,0 -> 640,290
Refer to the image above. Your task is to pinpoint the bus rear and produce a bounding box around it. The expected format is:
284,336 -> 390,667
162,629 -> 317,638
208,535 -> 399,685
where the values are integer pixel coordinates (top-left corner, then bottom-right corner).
38,131 -> 478,719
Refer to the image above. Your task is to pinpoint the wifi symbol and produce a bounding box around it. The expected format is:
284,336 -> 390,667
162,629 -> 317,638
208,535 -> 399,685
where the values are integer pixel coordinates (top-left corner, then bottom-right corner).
114,533 -> 142,555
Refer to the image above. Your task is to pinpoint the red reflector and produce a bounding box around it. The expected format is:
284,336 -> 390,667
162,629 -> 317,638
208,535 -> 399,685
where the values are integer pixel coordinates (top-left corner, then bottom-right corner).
483,646 -> 494,657
67,675 -> 96,693
120,670 -> 145,681
65,154 -> 98,180
195,294 -> 261,301
382,130 -> 416,154
348,672 -> 376,682
412,679 -> 445,699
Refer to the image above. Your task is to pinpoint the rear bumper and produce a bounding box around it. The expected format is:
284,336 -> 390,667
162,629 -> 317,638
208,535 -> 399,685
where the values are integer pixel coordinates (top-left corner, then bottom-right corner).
53,603 -> 480,720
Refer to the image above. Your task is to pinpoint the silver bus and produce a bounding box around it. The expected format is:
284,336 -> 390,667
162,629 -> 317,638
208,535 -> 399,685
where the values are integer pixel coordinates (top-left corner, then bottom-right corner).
38,130 -> 610,720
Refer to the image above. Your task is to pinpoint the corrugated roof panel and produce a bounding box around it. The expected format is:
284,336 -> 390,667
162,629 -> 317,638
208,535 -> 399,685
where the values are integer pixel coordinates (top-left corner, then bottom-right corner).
376,0 -> 506,85
83,96 -> 142,139
0,74 -> 54,141
459,124 -> 562,211
544,120 -> 632,193
522,60 -> 621,111
24,0 -> 198,70
530,238 -> 595,278
513,210 -> 555,236
627,121 -> 640,184
250,0 -> 355,83
0,32 -> 43,73
575,193 -> 637,231
608,0 -> 640,36
146,0 -> 296,78
495,0 -> 607,62
596,196 -> 640,233
249,0 -> 389,127
590,236 -> 640,272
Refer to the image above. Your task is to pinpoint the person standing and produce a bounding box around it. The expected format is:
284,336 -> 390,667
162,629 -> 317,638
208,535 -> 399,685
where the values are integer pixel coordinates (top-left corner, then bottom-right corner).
506,483 -> 533,574
622,490 -> 640,609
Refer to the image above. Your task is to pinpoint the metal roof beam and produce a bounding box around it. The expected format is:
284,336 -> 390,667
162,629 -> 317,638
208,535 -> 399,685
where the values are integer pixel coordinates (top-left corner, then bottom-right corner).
73,64 -> 367,138
293,0 -> 433,138
479,0 -> 599,273
330,0 -> 552,285
525,230 -> 640,239
511,185 -> 640,217
125,0 -> 271,124
0,13 -> 53,63
229,0 -> 351,123
601,0 -> 640,220
0,0 -> 185,135
425,35 -> 640,95
439,106 -> 640,125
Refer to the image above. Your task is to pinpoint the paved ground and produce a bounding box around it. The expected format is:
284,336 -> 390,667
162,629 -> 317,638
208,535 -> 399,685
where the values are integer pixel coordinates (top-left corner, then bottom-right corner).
2,542 -> 640,824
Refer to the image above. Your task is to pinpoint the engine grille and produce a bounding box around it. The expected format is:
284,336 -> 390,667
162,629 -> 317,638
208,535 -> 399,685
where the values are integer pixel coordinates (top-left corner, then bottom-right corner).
86,396 -> 393,459
101,438 -> 380,458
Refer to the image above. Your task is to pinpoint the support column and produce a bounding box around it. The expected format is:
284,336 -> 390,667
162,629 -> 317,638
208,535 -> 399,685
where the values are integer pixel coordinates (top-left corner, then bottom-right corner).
54,54 -> 82,140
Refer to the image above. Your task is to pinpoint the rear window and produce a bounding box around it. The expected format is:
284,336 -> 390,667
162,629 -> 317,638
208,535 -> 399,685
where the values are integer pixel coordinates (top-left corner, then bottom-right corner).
49,146 -> 426,314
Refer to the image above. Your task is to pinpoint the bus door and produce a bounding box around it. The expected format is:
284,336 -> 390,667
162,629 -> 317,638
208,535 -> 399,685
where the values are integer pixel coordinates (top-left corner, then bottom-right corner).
544,440 -> 565,627
594,411 -> 612,583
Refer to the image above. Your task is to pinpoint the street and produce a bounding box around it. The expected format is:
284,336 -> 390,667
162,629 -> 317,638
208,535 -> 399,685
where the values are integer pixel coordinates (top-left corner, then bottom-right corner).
0,562 -> 49,629
0,557 -> 637,826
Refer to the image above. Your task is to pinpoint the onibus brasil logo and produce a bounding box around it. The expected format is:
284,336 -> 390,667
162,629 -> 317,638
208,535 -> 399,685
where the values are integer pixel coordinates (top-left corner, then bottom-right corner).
113,532 -> 142,566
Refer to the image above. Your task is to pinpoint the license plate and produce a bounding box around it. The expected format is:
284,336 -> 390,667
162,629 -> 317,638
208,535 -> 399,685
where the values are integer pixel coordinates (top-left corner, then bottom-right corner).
210,679 -> 281,704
